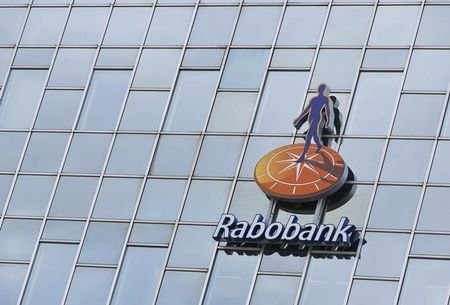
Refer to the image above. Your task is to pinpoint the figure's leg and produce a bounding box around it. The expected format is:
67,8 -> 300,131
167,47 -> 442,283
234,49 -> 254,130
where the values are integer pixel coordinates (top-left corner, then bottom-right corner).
313,127 -> 323,152
297,132 -> 312,163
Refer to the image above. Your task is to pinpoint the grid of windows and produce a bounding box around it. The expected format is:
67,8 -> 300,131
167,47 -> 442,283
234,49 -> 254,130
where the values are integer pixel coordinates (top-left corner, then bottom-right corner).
0,0 -> 449,305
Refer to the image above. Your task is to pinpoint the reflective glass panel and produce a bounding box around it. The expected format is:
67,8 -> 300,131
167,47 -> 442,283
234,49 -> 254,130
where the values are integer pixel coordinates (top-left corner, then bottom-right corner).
63,133 -> 112,174
429,141 -> 450,183
183,49 -> 225,67
348,280 -> 397,305
168,225 -> 216,268
0,70 -> 47,129
49,49 -> 96,87
271,49 -> 315,68
96,49 -> 138,67
220,49 -> 269,89
189,7 -> 237,46
0,264 -> 28,305
0,8 -> 27,45
340,139 -> 384,181
0,219 -> 41,261
156,271 -> 205,305
129,223 -> 173,244
103,7 -> 151,45
22,244 -> 77,305
417,187 -> 450,232
253,71 -> 309,133
250,275 -> 300,305
111,247 -> 167,305
136,178 -> 186,221
66,267 -> 115,305
164,71 -> 220,132
204,252 -> 258,305
368,185 -> 421,230
0,132 -> 27,171
229,181 -> 269,220
93,178 -> 141,219
380,140 -> 433,182
363,49 -> 408,68
417,6 -> 450,46
62,7 -> 109,45
194,136 -> 244,177
42,220 -> 84,241
146,7 -> 194,45
79,222 -> 128,264
233,7 -> 282,46
411,234 -> 450,256
14,48 -> 54,66
7,175 -> 55,216
20,8 -> 66,45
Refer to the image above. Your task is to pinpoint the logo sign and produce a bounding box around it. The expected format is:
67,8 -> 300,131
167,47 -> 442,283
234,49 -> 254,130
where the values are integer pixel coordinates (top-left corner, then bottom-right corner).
213,84 -> 363,256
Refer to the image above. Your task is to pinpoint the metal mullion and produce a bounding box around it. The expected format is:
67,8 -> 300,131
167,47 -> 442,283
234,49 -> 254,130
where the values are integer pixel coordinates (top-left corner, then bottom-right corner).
194,0 -> 259,302
285,0 -> 335,303
54,2 -> 119,305
0,3 -> 32,228
240,2 -> 291,303
339,1 -> 428,304
11,1 -> 76,304
392,84 -> 450,305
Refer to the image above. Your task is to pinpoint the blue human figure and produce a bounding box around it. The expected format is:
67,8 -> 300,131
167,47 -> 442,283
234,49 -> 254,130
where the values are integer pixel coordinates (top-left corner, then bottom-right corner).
293,84 -> 333,163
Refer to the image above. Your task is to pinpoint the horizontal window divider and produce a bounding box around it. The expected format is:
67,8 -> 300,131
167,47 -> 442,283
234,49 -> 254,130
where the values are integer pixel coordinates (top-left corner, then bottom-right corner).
45,86 -> 85,90
75,263 -> 117,269
413,230 -> 450,235
46,216 -> 88,222
129,86 -> 171,91
164,267 -> 209,273
268,67 -> 311,71
401,89 -> 448,95
39,239 -> 80,244
229,45 -> 272,49
274,45 -> 317,49
256,271 -> 302,277
71,3 -> 112,8
9,66 -> 49,70
408,254 -> 450,260
153,3 -> 196,7
176,221 -> 217,227
2,215 -> 44,220
132,220 -> 176,225
126,242 -> 169,248
217,88 -> 259,93
413,45 -> 450,50
87,218 -> 130,224
364,228 -> 412,234
352,275 -> 400,282
360,67 -> 405,72
319,45 -> 363,49
0,259 -> 29,265
197,2 -> 241,6
142,45 -> 184,49
93,66 -> 134,70
179,66 -> 221,71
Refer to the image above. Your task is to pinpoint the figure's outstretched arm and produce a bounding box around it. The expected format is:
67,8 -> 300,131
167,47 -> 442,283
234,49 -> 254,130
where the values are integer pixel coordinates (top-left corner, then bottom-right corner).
293,102 -> 311,130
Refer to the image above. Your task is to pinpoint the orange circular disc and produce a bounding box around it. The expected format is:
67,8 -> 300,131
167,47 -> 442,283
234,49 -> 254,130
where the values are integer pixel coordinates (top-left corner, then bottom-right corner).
254,143 -> 347,202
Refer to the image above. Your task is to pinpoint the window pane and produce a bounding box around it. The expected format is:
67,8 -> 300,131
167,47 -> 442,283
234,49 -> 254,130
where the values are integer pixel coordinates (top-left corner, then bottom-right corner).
106,134 -> 155,175
323,6 -> 372,46
129,223 -> 173,244
311,50 -> 361,90
20,8 -> 66,45
380,140 -> 433,182
181,180 -> 231,222
240,137 -> 290,178
66,267 -> 115,305
183,49 -> 224,67
228,181 -> 269,220
348,280 -> 397,305
62,7 -> 109,45
14,48 -> 54,66
111,247 -> 166,305
164,71 -> 219,132
93,178 -> 141,219
260,253 -> 305,273
220,49 -> 269,89
96,49 -> 138,67
189,7 -> 237,46
120,91 -> 168,131
363,49 -> 408,68
356,232 -> 409,277
0,264 -> 28,305
399,259 -> 450,305
136,178 -> 186,221
22,244 -> 77,305
204,252 -> 258,305
103,7 -> 151,45
64,134 -> 112,174
250,275 -> 300,305
42,220 -> 84,241
0,219 -> 41,260
392,94 -> 443,136
369,186 -> 421,230
0,49 -> 13,84
0,8 -> 26,45
233,7 -> 282,46
133,49 -> 181,88
7,175 -> 55,217
49,49 -> 96,87
347,72 -> 403,135
77,70 -> 131,130
417,187 -> 450,232
411,234 -> 450,256
194,136 -> 244,177
49,177 -> 98,218
79,222 -> 128,264
146,7 -> 194,45
0,70 -> 47,129
157,271 -> 205,305
0,132 -> 27,171
271,49 -> 314,68
150,135 -> 200,176
369,6 -> 419,45
35,90 -> 82,129
404,50 -> 450,91
168,225 -> 216,268
299,258 -> 354,305
277,7 -> 326,46
340,139 -> 384,181
207,92 -> 256,132
21,133 -> 69,173
429,141 -> 450,183
324,184 -> 373,228
253,71 -> 309,133
417,6 -> 450,46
